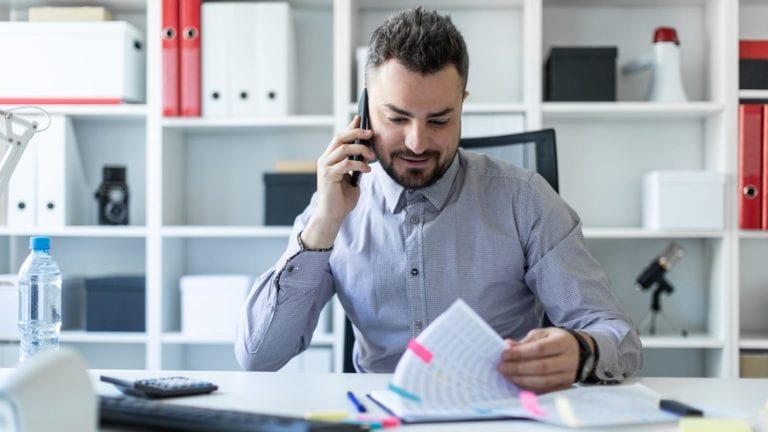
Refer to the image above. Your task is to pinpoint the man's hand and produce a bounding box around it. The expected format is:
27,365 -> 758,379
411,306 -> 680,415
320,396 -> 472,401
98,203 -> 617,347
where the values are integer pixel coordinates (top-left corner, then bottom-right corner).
497,327 -> 589,394
300,116 -> 376,249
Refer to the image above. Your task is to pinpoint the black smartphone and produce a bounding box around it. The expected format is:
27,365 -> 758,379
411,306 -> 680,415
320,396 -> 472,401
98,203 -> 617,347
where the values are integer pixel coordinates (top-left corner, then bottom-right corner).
349,88 -> 370,187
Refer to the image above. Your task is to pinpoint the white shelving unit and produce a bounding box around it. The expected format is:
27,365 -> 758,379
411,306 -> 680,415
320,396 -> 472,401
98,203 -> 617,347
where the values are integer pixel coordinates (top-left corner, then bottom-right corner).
0,0 -> 759,378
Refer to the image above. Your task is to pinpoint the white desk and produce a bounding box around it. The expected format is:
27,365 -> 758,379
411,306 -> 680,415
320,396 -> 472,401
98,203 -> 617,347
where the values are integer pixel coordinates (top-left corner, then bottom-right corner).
83,370 -> 768,431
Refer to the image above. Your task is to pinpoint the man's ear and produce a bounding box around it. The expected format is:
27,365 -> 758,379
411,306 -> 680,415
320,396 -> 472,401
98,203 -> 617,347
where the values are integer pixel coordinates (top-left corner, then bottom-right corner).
463,90 -> 469,101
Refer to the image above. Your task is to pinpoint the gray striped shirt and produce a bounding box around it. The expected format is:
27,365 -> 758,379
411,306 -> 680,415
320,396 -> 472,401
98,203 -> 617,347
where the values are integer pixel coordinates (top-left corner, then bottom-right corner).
236,149 -> 642,382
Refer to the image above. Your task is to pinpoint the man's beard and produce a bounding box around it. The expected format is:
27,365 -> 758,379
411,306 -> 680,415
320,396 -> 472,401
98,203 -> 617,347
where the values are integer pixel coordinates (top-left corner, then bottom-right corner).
377,147 -> 457,189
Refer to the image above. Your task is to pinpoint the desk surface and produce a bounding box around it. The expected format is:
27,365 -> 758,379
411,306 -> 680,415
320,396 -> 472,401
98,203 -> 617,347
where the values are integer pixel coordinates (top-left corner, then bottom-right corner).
3,367 -> 768,431
85,370 -> 768,432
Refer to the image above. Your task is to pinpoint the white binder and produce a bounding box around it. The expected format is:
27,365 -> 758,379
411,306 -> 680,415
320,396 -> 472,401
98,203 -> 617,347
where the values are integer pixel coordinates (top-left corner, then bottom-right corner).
6,123 -> 37,227
201,2 -> 232,117
36,116 -> 88,227
201,2 -> 295,117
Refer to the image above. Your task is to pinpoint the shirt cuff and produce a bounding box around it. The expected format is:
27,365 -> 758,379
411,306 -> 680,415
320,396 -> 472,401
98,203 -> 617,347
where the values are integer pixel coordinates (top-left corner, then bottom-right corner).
585,331 -> 626,384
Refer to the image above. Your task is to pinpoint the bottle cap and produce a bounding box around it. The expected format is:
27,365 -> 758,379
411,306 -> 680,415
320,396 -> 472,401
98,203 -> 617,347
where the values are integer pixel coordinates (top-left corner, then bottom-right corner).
30,236 -> 50,251
654,27 -> 680,45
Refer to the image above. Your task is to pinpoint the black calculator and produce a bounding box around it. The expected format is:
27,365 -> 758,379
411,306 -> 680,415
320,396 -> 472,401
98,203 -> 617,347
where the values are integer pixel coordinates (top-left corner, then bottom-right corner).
101,375 -> 219,399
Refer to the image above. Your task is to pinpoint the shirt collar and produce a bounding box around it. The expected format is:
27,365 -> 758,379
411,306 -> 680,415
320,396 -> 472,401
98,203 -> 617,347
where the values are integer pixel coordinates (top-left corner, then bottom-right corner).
373,151 -> 461,213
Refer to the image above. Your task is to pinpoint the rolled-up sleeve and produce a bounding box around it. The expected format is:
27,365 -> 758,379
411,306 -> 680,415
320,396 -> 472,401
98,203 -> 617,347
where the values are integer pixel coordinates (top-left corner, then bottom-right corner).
521,174 -> 642,381
235,195 -> 337,371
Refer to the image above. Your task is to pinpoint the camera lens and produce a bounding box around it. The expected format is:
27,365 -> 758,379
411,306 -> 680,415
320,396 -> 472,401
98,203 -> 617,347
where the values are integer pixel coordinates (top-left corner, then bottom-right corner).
105,202 -> 127,224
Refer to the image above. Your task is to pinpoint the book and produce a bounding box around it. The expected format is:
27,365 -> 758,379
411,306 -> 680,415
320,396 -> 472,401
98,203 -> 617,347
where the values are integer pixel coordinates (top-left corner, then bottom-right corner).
28,7 -> 112,22
368,299 -> 679,427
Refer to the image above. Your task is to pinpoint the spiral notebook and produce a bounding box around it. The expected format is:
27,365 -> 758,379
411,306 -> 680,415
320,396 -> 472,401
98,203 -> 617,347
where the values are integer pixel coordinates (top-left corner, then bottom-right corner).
368,299 -> 678,427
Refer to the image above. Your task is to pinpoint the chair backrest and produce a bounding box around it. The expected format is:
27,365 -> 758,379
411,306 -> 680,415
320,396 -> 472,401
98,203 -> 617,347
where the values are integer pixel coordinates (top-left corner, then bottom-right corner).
342,129 -> 559,372
459,128 -> 558,193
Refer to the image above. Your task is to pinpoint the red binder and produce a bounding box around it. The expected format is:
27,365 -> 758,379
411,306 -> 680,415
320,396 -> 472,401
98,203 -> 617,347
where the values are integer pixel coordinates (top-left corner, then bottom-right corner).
180,0 -> 201,117
739,104 -> 763,229
763,105 -> 768,229
162,0 -> 180,117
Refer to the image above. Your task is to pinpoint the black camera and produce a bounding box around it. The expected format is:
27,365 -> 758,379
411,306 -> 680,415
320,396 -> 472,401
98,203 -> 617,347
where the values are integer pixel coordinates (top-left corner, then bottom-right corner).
94,166 -> 129,225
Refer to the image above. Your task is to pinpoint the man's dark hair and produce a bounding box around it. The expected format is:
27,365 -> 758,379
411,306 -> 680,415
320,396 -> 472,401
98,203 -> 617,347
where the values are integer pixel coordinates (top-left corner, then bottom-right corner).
366,7 -> 469,90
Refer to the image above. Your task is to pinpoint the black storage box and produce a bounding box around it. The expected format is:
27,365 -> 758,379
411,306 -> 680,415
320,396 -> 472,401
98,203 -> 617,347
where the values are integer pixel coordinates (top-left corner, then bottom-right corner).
740,40 -> 768,90
85,276 -> 145,332
545,47 -> 618,101
264,173 -> 316,226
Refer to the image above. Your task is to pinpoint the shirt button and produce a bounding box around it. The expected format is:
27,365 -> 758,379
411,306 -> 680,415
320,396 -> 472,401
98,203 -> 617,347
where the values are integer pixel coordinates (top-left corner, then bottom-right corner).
414,320 -> 423,331
410,268 -> 419,276
409,215 -> 419,224
286,265 -> 295,272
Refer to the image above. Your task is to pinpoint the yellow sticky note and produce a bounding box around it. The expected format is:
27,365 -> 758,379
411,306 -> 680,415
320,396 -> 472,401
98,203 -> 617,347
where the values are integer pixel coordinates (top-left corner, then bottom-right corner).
679,418 -> 752,432
304,410 -> 350,421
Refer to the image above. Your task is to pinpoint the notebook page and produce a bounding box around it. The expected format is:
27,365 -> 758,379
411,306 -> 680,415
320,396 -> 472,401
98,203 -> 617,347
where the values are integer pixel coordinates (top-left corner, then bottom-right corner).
390,299 -> 521,411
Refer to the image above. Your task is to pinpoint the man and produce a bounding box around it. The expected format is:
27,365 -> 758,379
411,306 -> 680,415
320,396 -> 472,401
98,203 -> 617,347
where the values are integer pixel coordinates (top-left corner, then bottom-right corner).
236,7 -> 641,393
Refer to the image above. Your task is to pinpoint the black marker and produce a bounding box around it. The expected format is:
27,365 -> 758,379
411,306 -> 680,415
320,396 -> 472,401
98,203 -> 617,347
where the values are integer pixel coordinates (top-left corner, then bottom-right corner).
659,399 -> 703,417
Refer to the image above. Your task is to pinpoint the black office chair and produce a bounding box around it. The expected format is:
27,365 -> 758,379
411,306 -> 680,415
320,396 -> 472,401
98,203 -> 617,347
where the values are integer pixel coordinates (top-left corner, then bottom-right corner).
342,128 -> 559,372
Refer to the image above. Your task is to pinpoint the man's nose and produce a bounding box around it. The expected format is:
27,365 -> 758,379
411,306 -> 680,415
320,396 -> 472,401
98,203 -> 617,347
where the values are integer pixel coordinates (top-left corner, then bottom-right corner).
404,123 -> 429,154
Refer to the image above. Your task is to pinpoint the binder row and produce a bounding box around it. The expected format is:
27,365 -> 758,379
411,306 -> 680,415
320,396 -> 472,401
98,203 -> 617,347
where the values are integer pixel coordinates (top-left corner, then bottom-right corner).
738,103 -> 768,230
6,116 -> 89,227
163,0 -> 200,117
162,0 -> 295,118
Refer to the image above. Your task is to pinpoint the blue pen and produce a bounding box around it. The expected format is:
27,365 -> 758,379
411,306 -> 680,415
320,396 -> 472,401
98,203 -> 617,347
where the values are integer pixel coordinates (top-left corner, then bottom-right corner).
346,391 -> 368,413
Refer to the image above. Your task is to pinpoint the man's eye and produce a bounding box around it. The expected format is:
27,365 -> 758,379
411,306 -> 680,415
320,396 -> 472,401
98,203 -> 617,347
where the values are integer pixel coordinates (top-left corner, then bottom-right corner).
388,117 -> 407,123
429,119 -> 448,126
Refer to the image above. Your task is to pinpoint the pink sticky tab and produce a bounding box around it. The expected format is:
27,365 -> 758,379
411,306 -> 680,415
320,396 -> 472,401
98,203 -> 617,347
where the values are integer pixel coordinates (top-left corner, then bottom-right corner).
407,339 -> 433,364
520,390 -> 547,417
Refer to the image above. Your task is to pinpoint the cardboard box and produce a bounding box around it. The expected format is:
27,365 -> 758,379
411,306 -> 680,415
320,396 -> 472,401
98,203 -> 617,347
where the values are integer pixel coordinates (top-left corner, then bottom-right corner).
740,40 -> 768,90
741,351 -> 768,378
180,274 -> 252,337
643,171 -> 725,231
264,173 -> 316,226
0,22 -> 145,103
545,47 -> 618,101
85,276 -> 145,331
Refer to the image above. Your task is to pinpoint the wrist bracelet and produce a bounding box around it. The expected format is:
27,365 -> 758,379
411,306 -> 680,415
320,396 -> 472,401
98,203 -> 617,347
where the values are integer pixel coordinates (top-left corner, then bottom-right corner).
297,231 -> 334,252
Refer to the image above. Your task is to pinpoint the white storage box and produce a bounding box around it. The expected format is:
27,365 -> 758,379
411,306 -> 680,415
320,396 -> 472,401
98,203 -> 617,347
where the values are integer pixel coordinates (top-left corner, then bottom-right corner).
0,22 -> 145,103
643,170 -> 726,231
180,274 -> 252,337
0,274 -> 18,340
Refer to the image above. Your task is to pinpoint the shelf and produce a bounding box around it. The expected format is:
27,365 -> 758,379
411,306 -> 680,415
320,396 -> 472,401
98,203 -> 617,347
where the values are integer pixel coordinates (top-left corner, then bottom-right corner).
347,102 -> 527,116
161,332 -> 335,346
582,227 -> 724,239
60,331 -> 147,344
4,0 -> 146,14
739,230 -> 768,240
739,336 -> 768,350
739,90 -> 768,100
640,334 -> 724,349
0,225 -> 147,238
544,0 -> 712,6
463,103 -> 527,114
542,102 -> 724,120
0,104 -> 147,121
356,0 -> 525,9
162,115 -> 335,131
161,226 -> 293,238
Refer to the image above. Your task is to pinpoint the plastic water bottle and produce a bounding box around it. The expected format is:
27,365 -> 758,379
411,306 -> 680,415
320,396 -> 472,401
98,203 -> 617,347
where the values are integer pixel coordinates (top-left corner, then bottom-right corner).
18,236 -> 62,363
